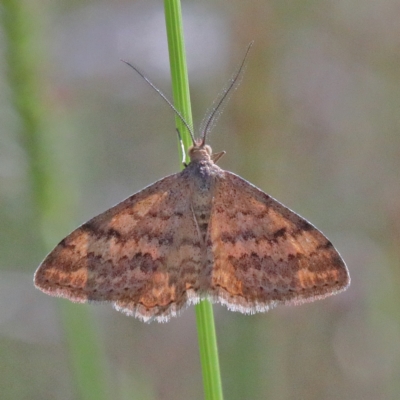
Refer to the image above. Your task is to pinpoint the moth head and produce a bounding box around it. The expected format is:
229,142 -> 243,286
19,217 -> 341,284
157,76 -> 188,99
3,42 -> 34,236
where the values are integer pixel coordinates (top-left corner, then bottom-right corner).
188,143 -> 225,165
188,143 -> 212,162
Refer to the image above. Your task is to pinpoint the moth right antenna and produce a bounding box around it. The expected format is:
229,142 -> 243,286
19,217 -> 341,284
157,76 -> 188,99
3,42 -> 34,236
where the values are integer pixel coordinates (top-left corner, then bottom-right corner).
200,41 -> 254,147
121,60 -> 196,145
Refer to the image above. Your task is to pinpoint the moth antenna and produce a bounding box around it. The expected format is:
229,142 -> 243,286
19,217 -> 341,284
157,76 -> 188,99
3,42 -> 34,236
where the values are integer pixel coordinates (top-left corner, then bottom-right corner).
121,60 -> 196,145
200,41 -> 254,147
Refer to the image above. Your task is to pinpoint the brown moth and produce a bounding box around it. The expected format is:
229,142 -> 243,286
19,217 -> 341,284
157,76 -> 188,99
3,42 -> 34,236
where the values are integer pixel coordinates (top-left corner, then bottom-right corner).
34,45 -> 350,322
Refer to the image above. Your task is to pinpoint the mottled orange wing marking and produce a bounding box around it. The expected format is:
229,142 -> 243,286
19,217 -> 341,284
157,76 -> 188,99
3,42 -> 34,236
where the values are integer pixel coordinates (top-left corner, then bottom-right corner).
34,173 -> 204,322
208,171 -> 350,314
35,146 -> 350,322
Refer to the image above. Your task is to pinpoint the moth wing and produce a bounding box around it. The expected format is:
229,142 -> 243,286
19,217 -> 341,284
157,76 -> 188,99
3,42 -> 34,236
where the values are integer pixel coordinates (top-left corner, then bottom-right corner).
34,172 -> 203,322
208,171 -> 350,314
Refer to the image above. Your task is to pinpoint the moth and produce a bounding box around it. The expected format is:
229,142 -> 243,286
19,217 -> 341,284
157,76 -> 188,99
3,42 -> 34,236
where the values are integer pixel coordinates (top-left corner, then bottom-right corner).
34,44 -> 350,322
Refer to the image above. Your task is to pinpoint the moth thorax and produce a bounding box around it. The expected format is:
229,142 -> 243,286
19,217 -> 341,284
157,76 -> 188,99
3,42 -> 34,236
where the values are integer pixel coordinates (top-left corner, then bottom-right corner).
188,144 -> 212,162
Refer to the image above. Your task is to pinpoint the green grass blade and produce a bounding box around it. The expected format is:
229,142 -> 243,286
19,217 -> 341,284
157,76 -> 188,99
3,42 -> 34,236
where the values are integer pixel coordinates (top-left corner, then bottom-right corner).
61,303 -> 109,400
195,301 -> 224,400
164,0 -> 194,161
163,1 -> 224,399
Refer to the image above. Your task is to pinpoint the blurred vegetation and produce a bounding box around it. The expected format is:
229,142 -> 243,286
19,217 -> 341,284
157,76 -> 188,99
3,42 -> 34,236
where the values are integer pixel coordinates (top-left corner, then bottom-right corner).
1,0 -> 400,399
1,1 -> 109,400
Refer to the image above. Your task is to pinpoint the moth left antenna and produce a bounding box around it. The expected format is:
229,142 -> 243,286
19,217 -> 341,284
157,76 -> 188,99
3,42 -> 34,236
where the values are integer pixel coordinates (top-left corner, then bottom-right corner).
121,60 -> 195,145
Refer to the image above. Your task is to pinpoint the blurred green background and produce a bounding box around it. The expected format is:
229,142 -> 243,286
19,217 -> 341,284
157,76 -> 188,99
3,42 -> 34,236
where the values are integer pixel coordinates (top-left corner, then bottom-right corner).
1,0 -> 400,399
